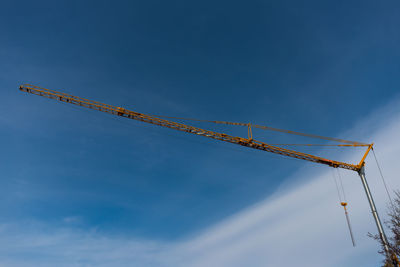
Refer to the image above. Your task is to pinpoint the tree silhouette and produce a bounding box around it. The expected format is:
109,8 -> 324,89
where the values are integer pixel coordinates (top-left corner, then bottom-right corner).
369,191 -> 400,267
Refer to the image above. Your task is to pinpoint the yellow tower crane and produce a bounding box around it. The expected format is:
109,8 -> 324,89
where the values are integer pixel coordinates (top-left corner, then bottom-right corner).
19,84 -> 398,265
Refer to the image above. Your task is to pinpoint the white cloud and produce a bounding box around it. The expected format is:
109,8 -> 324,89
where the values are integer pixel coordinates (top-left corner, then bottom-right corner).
2,96 -> 400,267
0,222 -> 169,267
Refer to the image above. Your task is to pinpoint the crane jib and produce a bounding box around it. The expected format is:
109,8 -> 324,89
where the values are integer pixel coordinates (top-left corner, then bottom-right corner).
19,84 -> 370,172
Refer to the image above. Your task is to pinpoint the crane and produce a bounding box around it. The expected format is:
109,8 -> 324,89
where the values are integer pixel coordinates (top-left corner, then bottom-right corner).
19,83 -> 397,264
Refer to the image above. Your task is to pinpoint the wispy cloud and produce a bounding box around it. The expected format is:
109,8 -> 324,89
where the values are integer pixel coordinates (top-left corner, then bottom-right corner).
2,96 -> 400,267
0,222 -> 169,267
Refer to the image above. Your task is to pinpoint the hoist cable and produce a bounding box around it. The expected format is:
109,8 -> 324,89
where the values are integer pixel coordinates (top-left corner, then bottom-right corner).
337,168 -> 347,202
372,148 -> 394,209
344,207 -> 356,247
332,169 -> 343,203
331,169 -> 356,247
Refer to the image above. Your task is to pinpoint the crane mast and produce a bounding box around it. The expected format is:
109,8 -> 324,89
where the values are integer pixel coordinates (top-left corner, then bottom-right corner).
19,84 -> 395,262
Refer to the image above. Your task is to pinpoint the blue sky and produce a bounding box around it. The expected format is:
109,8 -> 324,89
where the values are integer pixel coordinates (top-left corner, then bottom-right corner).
1,0 -> 400,266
